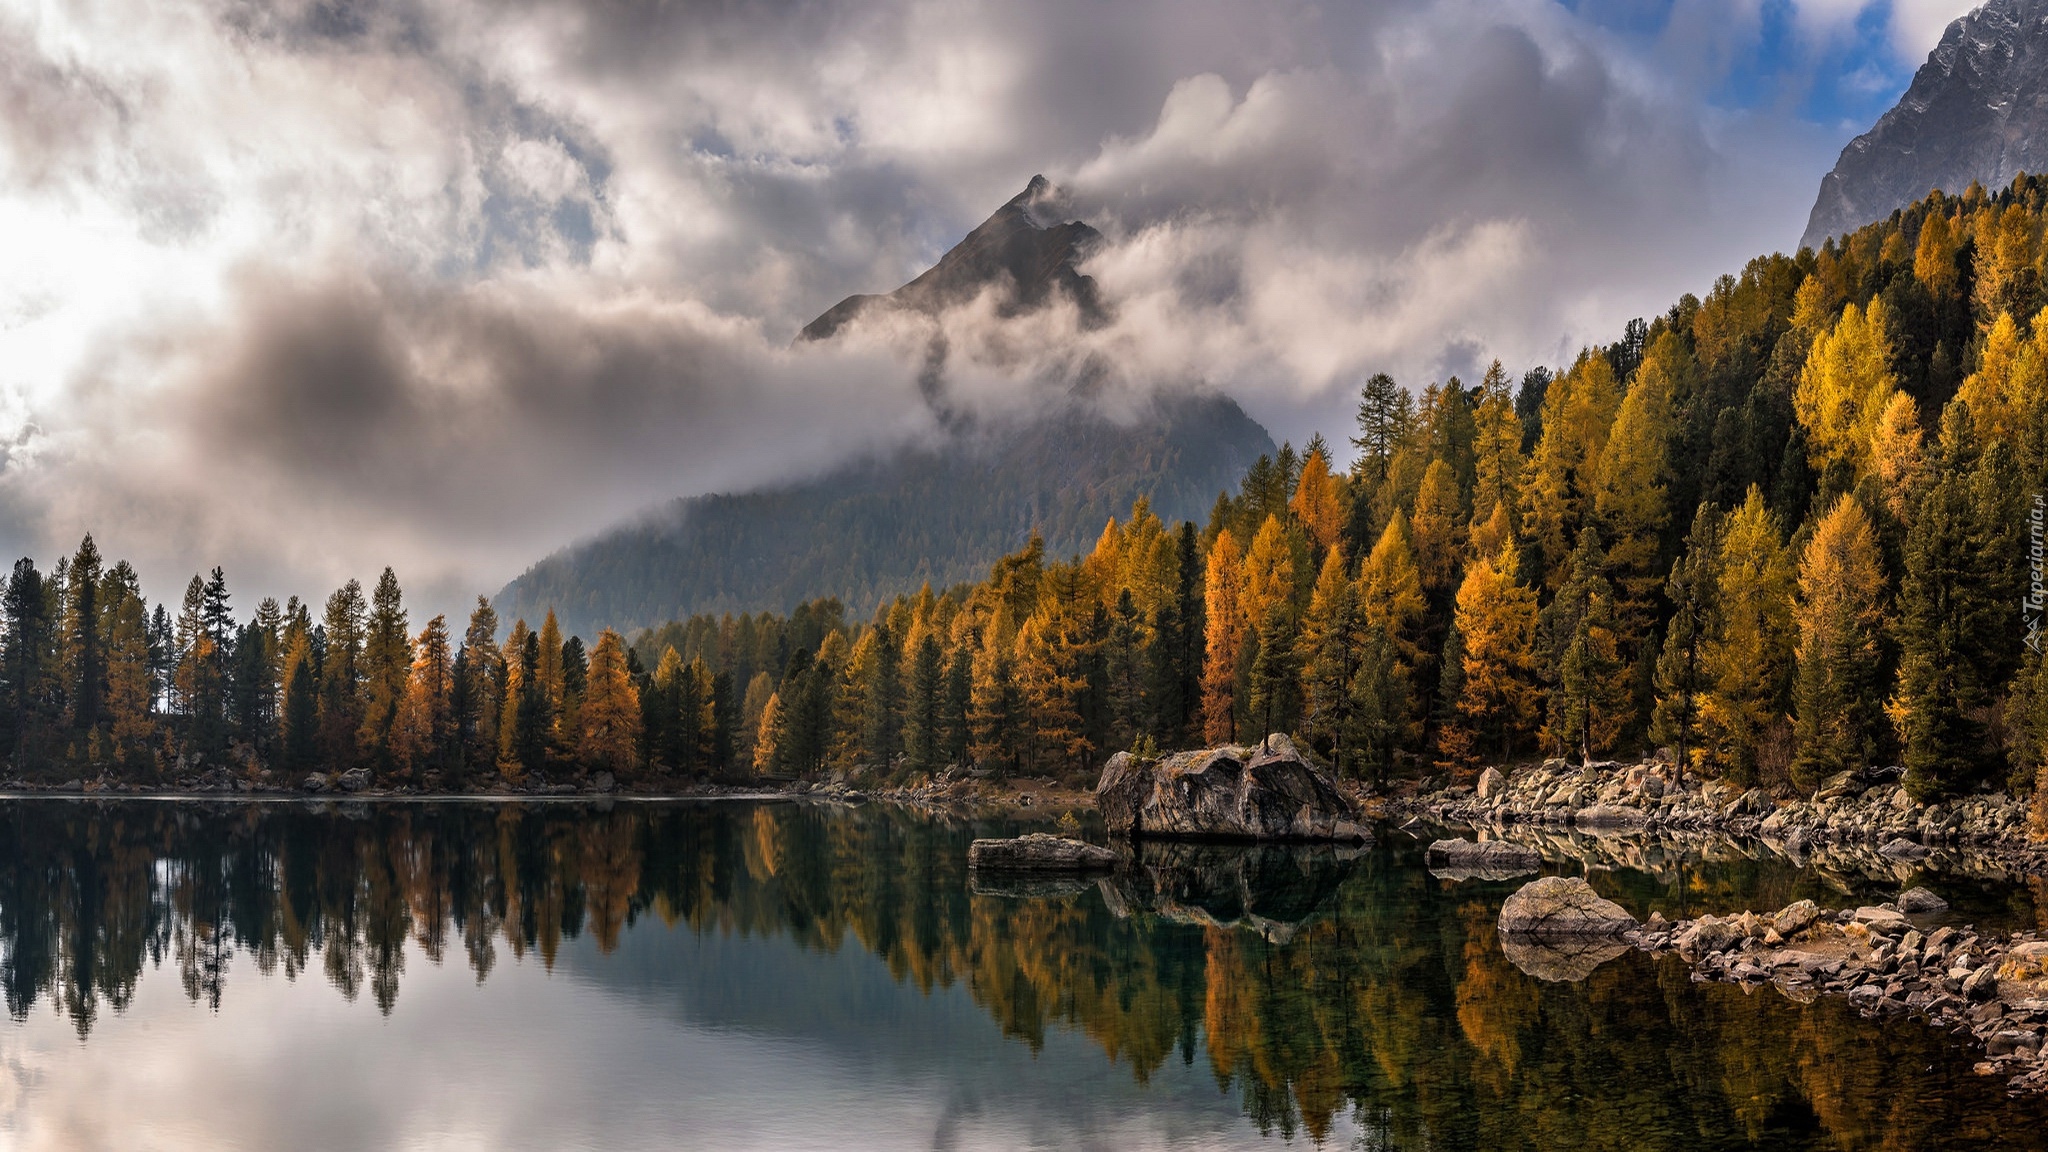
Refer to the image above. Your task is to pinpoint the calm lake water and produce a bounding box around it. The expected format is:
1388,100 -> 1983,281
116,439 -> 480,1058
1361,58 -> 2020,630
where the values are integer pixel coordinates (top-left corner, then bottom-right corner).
2,797 -> 2047,1151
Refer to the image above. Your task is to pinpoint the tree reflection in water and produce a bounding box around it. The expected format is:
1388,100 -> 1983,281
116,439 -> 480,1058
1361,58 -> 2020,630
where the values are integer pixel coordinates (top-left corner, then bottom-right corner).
3,797 -> 2047,1149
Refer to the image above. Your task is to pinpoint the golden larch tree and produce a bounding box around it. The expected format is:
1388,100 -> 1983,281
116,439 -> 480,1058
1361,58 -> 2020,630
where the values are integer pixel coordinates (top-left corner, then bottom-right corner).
580,629 -> 642,774
1200,529 -> 1246,743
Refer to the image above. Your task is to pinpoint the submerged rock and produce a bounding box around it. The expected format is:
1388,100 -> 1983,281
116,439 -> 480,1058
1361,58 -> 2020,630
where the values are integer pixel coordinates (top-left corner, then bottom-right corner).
1425,838 -> 1541,881
967,833 -> 1116,872
1497,876 -> 1638,938
1095,735 -> 1368,842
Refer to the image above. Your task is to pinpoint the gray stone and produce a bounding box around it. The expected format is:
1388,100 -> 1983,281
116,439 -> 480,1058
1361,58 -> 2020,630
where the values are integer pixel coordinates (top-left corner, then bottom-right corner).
1879,837 -> 1931,861
336,767 -> 370,793
1966,965 -> 2001,1002
1899,886 -> 1950,914
1497,876 -> 1638,938
1095,735 -> 1365,842
1854,906 -> 1911,933
1676,915 -> 1746,958
302,774 -> 329,794
1772,900 -> 1822,938
1425,838 -> 1542,880
1573,805 -> 1649,830
967,833 -> 1117,872
1477,766 -> 1506,801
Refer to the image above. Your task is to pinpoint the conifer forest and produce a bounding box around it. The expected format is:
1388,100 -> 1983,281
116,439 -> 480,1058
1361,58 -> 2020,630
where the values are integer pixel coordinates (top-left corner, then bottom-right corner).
17,180 -> 2048,815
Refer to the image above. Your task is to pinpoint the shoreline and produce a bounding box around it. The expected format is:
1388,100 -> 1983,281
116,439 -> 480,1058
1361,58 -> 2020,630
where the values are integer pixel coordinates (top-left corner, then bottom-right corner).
1393,757 -> 2048,875
1618,898 -> 2048,1094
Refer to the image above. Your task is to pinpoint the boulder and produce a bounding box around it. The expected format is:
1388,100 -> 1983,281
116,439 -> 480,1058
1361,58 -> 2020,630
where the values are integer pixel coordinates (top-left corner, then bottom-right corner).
302,774 -> 330,794
1476,766 -> 1506,800
1853,906 -> 1910,933
1095,735 -> 1367,842
1573,805 -> 1648,830
1879,837 -> 1931,861
967,833 -> 1117,872
1675,915 -> 1746,958
336,766 -> 371,793
1898,886 -> 1949,914
1425,838 -> 1542,881
1497,876 -> 1638,938
588,770 -> 617,794
1772,900 -> 1822,938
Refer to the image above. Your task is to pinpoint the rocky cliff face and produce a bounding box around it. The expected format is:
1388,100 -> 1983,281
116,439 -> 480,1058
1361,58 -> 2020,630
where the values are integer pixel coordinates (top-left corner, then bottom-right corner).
1804,0 -> 2048,249
800,175 -> 1106,340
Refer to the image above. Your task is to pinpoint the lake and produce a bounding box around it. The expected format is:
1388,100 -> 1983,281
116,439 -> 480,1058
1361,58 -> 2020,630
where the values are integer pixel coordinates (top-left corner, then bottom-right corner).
1,796 -> 2046,1150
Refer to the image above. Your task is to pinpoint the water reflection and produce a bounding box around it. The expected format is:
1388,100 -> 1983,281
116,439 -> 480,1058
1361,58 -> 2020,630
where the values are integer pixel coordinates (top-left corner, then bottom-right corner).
1,798 -> 2047,1149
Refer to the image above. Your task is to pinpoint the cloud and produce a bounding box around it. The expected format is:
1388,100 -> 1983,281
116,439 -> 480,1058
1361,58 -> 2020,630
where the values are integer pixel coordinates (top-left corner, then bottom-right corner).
0,0 -> 1945,620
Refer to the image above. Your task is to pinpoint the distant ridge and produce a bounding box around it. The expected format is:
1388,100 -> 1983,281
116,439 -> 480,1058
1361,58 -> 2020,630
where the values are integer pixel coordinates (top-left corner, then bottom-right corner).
498,177 -> 1275,638
1804,0 -> 2048,249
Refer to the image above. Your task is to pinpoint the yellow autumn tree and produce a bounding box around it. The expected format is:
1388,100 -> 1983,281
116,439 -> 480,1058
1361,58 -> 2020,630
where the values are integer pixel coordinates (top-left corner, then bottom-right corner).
1443,547 -> 1541,767
579,629 -> 642,774
752,692 -> 782,774
1289,446 -> 1346,554
1869,391 -> 1929,526
1790,496 -> 1887,792
1956,308 -> 2048,444
390,614 -> 453,775
1973,201 -> 2038,327
1593,330 -> 1679,644
1697,487 -> 1796,783
1201,529 -> 1246,743
1356,509 -> 1427,670
1239,514 -> 1296,630
1795,298 -> 1899,483
1469,359 -> 1523,535
1408,459 -> 1465,594
1519,351 -> 1620,588
1914,206 -> 1958,295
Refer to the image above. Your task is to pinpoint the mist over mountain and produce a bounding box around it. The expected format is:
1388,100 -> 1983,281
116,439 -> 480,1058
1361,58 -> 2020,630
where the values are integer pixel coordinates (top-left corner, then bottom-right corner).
496,180 -> 1274,639
1804,0 -> 2048,248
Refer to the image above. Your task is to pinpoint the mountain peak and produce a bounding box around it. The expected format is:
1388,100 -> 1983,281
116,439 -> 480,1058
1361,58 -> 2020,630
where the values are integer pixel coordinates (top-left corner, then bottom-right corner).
799,176 -> 1106,342
1802,0 -> 2048,249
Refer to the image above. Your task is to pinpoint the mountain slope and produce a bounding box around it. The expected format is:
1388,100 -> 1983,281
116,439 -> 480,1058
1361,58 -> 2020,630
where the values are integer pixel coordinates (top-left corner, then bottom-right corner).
498,179 -> 1275,638
1804,0 -> 2048,249
498,393 -> 1270,637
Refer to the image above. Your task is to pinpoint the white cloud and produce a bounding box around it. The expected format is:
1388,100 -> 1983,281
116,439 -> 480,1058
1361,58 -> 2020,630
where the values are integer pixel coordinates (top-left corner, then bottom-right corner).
0,0 -> 1918,616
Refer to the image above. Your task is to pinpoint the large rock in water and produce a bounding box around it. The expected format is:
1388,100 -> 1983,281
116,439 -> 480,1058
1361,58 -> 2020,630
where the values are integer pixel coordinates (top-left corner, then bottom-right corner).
1095,735 -> 1368,842
967,833 -> 1117,872
1497,876 -> 1638,938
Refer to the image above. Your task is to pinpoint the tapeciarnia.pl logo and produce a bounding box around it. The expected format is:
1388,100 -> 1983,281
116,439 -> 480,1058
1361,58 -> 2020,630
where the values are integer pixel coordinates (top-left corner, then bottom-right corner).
2030,493 -> 2046,654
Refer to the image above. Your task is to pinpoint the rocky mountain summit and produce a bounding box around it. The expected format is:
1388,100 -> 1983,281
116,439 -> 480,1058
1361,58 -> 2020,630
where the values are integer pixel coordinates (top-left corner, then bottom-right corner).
1804,0 -> 2048,248
801,175 -> 1106,340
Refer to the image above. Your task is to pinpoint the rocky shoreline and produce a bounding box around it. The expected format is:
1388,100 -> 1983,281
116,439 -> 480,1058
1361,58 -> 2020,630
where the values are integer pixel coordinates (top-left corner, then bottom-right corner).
1626,893 -> 2048,1093
1398,758 -> 2048,874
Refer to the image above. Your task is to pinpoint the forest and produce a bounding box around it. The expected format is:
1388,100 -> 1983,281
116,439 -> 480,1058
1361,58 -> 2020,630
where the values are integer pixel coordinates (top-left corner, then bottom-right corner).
8,177 -> 2048,802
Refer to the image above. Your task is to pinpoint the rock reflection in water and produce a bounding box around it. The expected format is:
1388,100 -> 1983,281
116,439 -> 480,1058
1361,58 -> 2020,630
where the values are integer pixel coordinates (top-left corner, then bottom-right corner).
1095,840 -> 1360,943
1499,933 -> 1634,982
4,799 -> 2048,1149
